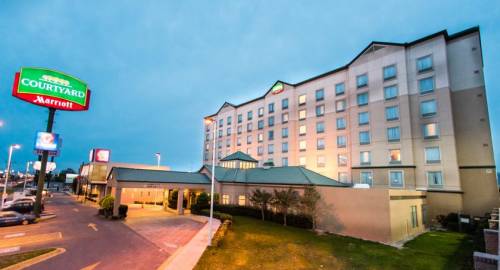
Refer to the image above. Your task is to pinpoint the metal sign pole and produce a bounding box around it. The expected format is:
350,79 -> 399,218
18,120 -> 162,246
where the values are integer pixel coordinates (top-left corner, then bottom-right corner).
34,108 -> 55,216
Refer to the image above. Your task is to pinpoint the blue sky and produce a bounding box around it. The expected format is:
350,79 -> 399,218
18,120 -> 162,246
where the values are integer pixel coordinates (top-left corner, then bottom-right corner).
0,1 -> 499,173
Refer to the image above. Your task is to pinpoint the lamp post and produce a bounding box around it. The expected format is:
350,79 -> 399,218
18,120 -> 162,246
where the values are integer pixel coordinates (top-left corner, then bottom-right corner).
23,161 -> 33,191
1,144 -> 21,209
155,152 -> 161,168
205,118 -> 217,246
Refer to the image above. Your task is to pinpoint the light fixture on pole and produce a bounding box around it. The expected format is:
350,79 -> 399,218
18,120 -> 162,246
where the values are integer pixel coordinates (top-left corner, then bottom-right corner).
0,120 -> 4,128
204,117 -> 217,246
23,161 -> 33,191
1,144 -> 21,209
155,152 -> 161,168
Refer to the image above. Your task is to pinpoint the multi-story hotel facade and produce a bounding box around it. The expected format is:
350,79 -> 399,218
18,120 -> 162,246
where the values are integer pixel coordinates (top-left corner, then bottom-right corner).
203,27 -> 498,217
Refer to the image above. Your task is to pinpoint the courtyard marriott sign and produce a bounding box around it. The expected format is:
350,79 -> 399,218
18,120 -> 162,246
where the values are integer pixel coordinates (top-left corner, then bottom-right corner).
12,67 -> 91,111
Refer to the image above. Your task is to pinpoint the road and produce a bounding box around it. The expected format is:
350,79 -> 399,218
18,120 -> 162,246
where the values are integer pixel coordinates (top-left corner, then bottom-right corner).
0,193 -> 168,270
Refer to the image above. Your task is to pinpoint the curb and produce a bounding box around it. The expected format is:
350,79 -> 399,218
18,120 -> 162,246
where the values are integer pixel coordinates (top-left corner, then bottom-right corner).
35,214 -> 57,223
1,247 -> 65,270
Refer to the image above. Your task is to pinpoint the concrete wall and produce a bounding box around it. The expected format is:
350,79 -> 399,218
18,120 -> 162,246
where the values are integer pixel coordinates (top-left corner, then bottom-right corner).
388,190 -> 427,242
461,168 -> 499,216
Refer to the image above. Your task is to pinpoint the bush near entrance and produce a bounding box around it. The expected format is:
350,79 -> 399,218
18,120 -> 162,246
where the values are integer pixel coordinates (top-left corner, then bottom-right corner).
97,195 -> 128,219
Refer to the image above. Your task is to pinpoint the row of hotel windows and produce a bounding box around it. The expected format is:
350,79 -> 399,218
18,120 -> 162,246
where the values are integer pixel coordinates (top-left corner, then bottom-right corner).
211,98 -> 438,139
213,55 -> 434,129
356,170 -> 443,188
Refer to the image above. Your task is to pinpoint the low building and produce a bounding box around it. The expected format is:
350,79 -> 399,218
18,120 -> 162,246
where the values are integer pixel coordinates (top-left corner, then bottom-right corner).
106,151 -> 426,244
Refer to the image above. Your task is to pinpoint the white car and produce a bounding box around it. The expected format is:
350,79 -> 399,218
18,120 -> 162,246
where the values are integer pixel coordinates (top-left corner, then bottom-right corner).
2,197 -> 36,209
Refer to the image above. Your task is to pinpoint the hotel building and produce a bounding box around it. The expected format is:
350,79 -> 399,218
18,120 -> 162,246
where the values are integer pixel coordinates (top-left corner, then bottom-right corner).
203,26 -> 498,217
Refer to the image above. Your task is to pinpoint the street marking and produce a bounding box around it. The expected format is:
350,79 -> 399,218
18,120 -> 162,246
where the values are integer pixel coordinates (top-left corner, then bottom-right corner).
0,246 -> 20,254
164,243 -> 178,249
88,223 -> 98,232
80,261 -> 101,270
4,232 -> 25,238
73,208 -> 79,212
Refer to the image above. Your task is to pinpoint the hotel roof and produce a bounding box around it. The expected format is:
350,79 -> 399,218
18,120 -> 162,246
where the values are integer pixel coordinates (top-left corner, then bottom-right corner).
219,151 -> 258,162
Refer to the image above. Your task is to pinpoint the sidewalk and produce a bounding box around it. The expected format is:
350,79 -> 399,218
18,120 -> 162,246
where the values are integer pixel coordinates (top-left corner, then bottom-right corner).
157,216 -> 221,270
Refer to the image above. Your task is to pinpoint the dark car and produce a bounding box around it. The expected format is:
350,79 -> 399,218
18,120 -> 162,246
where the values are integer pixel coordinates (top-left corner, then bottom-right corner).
0,211 -> 37,226
1,201 -> 43,214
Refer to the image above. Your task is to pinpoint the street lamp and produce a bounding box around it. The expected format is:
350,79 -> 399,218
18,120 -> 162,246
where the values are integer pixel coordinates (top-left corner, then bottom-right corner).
1,144 -> 21,209
23,161 -> 33,191
155,152 -> 161,168
204,117 -> 217,246
0,120 -> 4,128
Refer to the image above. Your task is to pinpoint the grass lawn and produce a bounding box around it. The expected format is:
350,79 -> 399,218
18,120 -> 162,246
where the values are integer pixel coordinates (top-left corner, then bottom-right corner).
0,248 -> 55,269
195,216 -> 474,270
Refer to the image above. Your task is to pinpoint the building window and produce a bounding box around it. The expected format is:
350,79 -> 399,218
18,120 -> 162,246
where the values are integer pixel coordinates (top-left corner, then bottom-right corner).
268,103 -> 275,113
387,127 -> 400,142
425,147 -> 441,163
282,157 -> 288,166
419,77 -> 434,94
299,156 -> 306,166
247,123 -> 253,132
384,85 -> 398,100
268,116 -> 275,127
282,142 -> 288,153
298,94 -> 306,105
258,133 -> 263,142
410,205 -> 418,228
282,113 -> 289,123
389,171 -> 404,188
268,144 -> 274,154
281,127 -> 289,138
336,100 -> 346,112
317,138 -> 325,150
205,133 -> 210,141
358,111 -> 369,126
237,137 -> 241,146
258,107 -> 264,117
237,114 -> 242,123
315,89 -> 324,101
227,116 -> 232,125
237,125 -> 242,134
359,131 -> 371,145
227,128 -> 231,136
299,109 -> 307,120
282,98 -> 289,110
317,156 -> 326,167
247,135 -> 252,144
226,139 -> 230,147
238,195 -> 246,206
356,74 -> 368,88
417,55 -> 433,73
383,65 -> 397,81
218,130 -> 223,138
337,136 -> 346,148
338,172 -> 348,183
222,194 -> 230,205
385,106 -> 399,121
316,105 -> 325,117
268,130 -> 274,141
389,149 -> 401,163
422,123 -> 439,139
338,154 -> 348,166
336,117 -> 346,130
316,122 -> 325,133
219,119 -> 223,127
218,140 -> 222,149
360,172 -> 373,186
335,82 -> 345,96
299,124 -> 307,136
247,111 -> 253,120
246,148 -> 251,155
420,99 -> 437,117
217,151 -> 222,159
428,171 -> 443,188
357,92 -> 369,106
257,146 -> 263,156
360,151 -> 371,165
299,140 -> 307,151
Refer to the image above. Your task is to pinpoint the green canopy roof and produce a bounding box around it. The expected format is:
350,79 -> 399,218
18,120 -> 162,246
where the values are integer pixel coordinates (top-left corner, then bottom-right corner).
110,167 -> 210,184
202,165 -> 349,187
220,151 -> 258,163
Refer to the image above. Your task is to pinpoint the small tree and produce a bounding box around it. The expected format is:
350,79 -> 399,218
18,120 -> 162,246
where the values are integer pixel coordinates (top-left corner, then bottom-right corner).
271,188 -> 300,226
196,192 -> 210,209
300,186 -> 321,230
249,189 -> 273,220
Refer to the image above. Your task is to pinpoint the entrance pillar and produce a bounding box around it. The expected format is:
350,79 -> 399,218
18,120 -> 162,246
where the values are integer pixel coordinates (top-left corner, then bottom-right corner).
177,188 -> 184,215
113,187 -> 122,217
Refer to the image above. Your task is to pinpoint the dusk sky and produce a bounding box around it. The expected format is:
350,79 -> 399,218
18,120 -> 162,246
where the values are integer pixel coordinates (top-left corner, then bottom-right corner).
0,1 -> 499,173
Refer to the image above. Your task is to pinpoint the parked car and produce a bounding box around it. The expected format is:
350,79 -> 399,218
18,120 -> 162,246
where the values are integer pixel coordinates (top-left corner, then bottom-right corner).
2,197 -> 36,209
1,201 -> 43,214
0,211 -> 37,226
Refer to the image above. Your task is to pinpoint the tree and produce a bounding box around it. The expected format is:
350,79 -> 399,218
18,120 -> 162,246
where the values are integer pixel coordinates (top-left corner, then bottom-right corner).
271,188 -> 300,226
249,189 -> 273,220
300,186 -> 321,230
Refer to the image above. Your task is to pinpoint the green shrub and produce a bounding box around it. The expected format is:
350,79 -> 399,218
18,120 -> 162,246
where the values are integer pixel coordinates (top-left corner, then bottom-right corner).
196,192 -> 210,209
99,195 -> 114,210
211,219 -> 232,247
198,209 -> 233,222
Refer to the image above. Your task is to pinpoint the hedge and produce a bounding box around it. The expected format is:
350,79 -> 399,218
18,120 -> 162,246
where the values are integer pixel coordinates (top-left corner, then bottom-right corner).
211,219 -> 232,247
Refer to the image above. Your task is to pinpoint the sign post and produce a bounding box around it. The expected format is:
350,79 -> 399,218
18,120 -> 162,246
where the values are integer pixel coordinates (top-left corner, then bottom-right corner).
12,67 -> 91,216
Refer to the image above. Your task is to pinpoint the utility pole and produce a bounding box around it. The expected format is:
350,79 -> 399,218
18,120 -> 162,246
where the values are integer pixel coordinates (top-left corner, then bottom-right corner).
34,108 -> 55,216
